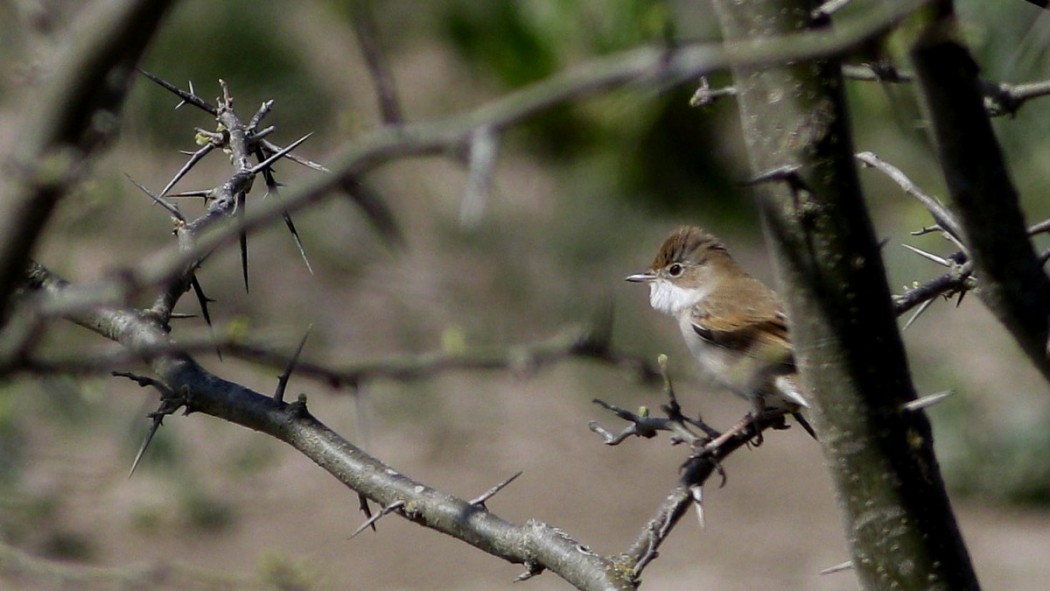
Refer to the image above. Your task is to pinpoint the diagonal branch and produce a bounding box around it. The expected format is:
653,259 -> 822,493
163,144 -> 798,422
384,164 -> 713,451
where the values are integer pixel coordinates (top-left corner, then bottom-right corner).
348,0 -> 404,125
22,262 -> 636,591
0,0 -> 177,323
31,3 -> 936,315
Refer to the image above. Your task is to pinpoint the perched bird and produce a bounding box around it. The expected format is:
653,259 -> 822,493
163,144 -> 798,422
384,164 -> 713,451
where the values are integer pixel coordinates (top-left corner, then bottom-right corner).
627,226 -> 814,439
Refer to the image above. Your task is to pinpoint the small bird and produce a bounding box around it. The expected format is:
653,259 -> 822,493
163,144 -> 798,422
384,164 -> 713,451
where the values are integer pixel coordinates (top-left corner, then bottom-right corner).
626,226 -> 815,439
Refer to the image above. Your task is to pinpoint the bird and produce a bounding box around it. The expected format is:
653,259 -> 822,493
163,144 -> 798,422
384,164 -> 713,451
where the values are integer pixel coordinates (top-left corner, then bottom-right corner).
626,226 -> 815,440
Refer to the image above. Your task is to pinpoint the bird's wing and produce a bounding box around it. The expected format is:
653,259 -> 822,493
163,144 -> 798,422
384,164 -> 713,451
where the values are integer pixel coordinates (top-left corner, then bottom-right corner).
690,313 -> 795,368
689,279 -> 795,368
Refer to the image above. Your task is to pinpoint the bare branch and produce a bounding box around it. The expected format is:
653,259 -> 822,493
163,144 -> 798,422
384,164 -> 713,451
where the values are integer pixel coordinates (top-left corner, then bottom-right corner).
0,0 -> 178,319
139,69 -> 217,115
39,3 -> 933,311
893,260 -> 975,317
856,151 -> 964,243
982,78 -> 1050,117
224,325 -> 660,388
23,263 -> 637,591
348,0 -> 404,125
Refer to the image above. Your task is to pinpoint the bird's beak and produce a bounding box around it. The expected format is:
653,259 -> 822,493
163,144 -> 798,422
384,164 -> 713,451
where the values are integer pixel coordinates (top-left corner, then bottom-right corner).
625,271 -> 655,283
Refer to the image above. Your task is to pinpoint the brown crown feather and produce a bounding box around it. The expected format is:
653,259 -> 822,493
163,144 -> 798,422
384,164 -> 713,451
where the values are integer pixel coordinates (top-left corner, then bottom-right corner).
650,226 -> 728,269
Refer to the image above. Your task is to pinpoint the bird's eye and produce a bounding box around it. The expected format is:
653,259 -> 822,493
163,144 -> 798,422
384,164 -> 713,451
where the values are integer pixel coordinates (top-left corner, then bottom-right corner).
668,263 -> 683,277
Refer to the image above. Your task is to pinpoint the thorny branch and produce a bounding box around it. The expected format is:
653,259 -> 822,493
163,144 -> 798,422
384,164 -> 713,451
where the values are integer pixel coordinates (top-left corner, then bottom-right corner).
855,150 -> 1050,328
589,355 -> 800,580
2,321 -> 661,388
9,76 -> 665,589
25,256 -> 639,591
691,64 -> 1050,118
15,1 -> 934,321
3,3 -> 986,588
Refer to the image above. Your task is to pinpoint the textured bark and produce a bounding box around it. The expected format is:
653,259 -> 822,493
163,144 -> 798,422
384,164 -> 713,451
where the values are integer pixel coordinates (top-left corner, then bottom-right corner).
711,1 -> 980,589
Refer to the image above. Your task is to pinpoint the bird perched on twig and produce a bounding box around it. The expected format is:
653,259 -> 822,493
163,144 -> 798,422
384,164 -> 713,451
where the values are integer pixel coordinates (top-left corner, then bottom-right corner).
627,226 -> 815,440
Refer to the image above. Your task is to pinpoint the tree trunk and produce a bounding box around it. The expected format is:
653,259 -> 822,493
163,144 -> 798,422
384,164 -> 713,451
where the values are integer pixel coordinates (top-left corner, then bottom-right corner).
711,2 -> 981,589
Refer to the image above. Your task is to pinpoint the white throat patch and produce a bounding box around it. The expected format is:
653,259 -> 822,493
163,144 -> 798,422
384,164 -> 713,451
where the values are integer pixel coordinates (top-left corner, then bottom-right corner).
648,279 -> 710,316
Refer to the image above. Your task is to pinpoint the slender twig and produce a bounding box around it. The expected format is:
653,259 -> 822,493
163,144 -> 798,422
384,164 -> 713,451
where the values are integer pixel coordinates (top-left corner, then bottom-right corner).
0,0 -> 178,314
139,69 -> 217,114
842,63 -> 913,83
893,260 -> 974,317
349,0 -> 403,125
67,4 -> 938,309
230,326 -> 660,388
26,262 -> 636,589
981,79 -> 1050,117
856,151 -> 964,243
693,66 -> 1050,120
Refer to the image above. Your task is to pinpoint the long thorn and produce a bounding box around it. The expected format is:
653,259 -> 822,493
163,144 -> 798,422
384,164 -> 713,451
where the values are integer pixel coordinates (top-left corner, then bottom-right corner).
350,500 -> 404,539
128,416 -> 163,478
470,471 -> 523,506
901,390 -> 954,412
159,144 -> 216,198
275,326 -> 312,403
261,139 -> 329,172
250,133 -> 313,174
124,174 -> 184,220
902,297 -> 935,331
901,243 -> 951,266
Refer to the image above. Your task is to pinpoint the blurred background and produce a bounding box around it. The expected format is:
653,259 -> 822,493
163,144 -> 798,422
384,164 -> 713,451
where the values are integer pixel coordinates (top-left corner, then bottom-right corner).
2,0 -> 1050,589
